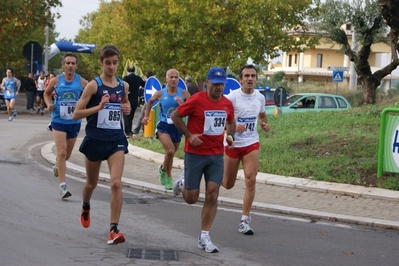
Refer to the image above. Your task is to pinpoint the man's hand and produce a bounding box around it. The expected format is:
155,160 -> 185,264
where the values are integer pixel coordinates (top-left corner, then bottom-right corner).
261,122 -> 270,132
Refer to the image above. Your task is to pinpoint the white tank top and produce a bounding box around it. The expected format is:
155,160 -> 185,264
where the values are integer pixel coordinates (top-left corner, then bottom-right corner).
37,77 -> 46,91
225,89 -> 265,148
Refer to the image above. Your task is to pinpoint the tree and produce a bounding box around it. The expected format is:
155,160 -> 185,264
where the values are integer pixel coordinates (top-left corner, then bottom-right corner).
107,0 -> 319,82
311,0 -> 399,104
0,0 -> 62,75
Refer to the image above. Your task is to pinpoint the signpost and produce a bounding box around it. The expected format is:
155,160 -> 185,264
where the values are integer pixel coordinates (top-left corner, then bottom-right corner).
23,41 -> 42,74
223,77 -> 241,95
327,66 -> 347,95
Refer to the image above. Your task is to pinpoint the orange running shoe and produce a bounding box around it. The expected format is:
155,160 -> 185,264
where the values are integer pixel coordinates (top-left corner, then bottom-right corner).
107,229 -> 125,245
80,208 -> 90,228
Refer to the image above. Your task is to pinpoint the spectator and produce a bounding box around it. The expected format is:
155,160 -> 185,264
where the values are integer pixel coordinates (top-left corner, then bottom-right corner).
185,75 -> 199,95
25,73 -> 37,111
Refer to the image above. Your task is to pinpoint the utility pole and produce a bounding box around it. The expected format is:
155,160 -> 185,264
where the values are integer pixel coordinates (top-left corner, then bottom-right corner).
44,26 -> 49,73
349,0 -> 361,91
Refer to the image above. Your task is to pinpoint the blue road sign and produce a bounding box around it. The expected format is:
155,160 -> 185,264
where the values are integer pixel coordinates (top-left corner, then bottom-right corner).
332,71 -> 344,82
223,77 -> 241,95
144,76 -> 162,107
178,77 -> 187,91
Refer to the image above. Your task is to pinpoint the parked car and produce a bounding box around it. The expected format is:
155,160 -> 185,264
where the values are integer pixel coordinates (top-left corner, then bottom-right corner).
265,93 -> 351,115
258,87 -> 289,106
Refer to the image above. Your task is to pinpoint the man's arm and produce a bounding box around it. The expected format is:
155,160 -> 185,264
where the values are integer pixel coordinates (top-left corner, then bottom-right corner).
258,112 -> 270,132
73,80 -> 104,120
44,77 -> 59,112
142,90 -> 161,125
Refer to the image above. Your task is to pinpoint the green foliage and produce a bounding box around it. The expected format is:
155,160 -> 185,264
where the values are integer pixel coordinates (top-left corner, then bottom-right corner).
130,86 -> 399,190
76,0 -> 319,80
0,0 -> 62,76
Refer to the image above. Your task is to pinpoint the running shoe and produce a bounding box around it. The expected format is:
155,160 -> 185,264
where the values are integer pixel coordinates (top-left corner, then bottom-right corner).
173,170 -> 184,195
13,109 -> 17,117
40,111 -> 44,116
239,217 -> 254,235
47,123 -> 52,131
53,165 -> 59,177
107,229 -> 125,245
37,108 -> 40,114
158,165 -> 166,185
60,184 -> 72,199
80,208 -> 90,228
198,235 -> 219,253
165,177 -> 173,190
8,117 -> 12,121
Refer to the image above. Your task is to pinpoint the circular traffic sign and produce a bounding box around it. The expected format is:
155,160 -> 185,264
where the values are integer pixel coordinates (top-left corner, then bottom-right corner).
223,77 -> 241,95
144,76 -> 162,107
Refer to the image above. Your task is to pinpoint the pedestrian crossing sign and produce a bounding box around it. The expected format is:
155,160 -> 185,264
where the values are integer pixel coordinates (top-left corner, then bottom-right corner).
332,71 -> 344,82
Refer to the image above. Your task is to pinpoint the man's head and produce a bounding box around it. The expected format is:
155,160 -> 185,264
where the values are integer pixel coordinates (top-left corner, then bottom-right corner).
6,68 -> 14,77
185,75 -> 192,83
61,53 -> 78,77
165,69 -> 179,89
206,67 -> 227,85
206,67 -> 227,100
99,44 -> 120,76
238,65 -> 258,92
127,65 -> 135,73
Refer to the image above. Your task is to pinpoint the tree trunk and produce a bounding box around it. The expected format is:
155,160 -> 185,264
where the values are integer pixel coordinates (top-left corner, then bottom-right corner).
359,75 -> 380,104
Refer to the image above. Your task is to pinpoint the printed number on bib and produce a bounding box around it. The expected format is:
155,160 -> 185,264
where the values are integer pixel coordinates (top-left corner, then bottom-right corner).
60,101 -> 77,120
203,110 -> 227,135
97,103 -> 121,129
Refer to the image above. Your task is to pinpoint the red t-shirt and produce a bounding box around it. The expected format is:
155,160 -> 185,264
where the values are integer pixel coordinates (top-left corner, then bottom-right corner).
176,91 -> 234,155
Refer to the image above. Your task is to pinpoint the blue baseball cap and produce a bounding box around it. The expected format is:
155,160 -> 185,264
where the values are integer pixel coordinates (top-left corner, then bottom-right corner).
207,67 -> 227,84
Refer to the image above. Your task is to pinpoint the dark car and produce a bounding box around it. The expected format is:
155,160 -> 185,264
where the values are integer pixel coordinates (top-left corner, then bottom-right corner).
258,87 -> 289,106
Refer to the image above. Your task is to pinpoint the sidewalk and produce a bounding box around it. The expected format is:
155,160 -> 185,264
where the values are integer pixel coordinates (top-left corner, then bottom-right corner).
41,138 -> 399,230
13,93 -> 399,229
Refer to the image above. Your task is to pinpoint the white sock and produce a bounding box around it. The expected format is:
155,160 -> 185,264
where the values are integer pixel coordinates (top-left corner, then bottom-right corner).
241,215 -> 249,222
201,231 -> 209,238
60,182 -> 66,187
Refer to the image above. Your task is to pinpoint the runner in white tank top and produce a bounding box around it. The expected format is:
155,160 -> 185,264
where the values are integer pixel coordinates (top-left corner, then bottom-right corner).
222,65 -> 270,236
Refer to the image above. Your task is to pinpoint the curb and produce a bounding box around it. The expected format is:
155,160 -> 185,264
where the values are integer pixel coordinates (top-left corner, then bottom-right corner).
41,141 -> 399,230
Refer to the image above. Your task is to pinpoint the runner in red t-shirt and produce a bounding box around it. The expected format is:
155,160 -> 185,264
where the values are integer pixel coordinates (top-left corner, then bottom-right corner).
171,66 -> 236,253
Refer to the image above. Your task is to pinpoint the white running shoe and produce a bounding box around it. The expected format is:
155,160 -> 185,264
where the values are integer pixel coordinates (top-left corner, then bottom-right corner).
13,109 -> 17,117
173,170 -> 184,196
239,217 -> 254,235
198,235 -> 219,253
60,184 -> 72,199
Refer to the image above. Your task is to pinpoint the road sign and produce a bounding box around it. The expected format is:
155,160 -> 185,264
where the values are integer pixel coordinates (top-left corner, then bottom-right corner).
332,71 -> 344,82
327,66 -> 349,71
23,41 -> 43,63
223,77 -> 241,95
144,76 -> 162,107
178,77 -> 187,91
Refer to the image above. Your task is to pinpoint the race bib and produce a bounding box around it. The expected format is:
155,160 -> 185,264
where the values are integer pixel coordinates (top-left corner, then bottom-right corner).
237,116 -> 257,138
203,110 -> 227,135
60,101 -> 77,120
166,114 -> 173,124
97,103 -> 121,129
6,85 -> 14,97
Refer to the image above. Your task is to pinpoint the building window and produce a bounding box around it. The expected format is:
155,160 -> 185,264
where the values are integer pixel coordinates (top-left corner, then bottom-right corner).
295,54 -> 297,64
346,23 -> 352,31
288,54 -> 292,67
317,54 -> 323,68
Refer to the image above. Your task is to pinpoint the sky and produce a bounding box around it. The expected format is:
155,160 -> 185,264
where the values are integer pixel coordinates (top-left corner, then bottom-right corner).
52,0 -> 107,40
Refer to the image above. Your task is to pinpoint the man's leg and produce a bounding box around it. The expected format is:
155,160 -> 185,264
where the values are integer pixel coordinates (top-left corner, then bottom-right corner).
222,154 -> 240,189
107,150 -> 125,224
157,132 -> 178,189
133,103 -> 146,134
241,150 -> 259,216
201,181 -> 220,231
106,150 -> 126,244
81,158 -> 101,228
52,130 -> 68,182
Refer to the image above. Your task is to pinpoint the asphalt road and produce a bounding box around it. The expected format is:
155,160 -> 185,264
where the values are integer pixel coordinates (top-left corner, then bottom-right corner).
1,111 -> 399,265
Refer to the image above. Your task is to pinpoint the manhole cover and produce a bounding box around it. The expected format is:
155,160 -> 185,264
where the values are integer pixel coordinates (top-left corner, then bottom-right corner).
126,249 -> 178,261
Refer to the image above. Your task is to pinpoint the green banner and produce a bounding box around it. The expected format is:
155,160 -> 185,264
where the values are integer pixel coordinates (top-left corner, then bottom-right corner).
383,115 -> 399,172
